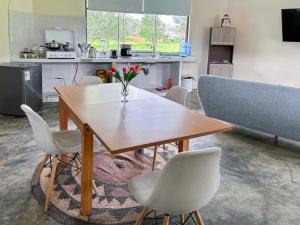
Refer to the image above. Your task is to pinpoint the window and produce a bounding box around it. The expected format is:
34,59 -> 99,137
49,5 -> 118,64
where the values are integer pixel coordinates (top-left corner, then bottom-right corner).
87,11 -> 119,50
87,10 -> 188,53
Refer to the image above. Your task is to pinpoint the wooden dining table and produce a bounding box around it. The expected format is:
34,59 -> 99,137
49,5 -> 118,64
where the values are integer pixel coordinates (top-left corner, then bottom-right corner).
55,83 -> 232,216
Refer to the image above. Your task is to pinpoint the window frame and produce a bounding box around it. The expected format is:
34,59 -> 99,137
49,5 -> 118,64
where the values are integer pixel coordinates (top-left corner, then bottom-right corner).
85,3 -> 190,54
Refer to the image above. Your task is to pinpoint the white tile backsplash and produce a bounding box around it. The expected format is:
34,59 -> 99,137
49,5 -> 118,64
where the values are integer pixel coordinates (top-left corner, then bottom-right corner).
9,10 -> 86,59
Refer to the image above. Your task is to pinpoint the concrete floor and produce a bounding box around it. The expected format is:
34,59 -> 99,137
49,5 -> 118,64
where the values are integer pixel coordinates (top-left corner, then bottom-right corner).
0,92 -> 300,225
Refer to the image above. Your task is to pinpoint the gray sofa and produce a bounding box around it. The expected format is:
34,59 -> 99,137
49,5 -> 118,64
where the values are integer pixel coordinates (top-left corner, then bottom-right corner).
198,75 -> 300,142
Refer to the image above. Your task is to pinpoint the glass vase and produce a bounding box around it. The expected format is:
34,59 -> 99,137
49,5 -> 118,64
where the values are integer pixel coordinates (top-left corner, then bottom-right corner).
121,84 -> 129,103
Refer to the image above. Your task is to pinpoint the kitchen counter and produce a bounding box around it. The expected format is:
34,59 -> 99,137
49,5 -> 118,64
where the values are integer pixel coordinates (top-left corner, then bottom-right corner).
12,56 -> 196,64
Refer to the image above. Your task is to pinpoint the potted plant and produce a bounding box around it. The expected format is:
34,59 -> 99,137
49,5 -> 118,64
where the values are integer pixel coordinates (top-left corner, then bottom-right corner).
107,64 -> 142,103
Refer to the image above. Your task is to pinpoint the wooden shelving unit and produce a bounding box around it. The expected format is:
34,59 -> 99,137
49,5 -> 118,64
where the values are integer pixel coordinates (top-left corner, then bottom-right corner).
207,27 -> 236,78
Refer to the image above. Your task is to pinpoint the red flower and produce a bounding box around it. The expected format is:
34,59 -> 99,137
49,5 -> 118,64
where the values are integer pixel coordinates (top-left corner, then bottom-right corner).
107,70 -> 113,75
130,67 -> 137,73
123,67 -> 127,73
111,67 -> 116,73
135,64 -> 142,71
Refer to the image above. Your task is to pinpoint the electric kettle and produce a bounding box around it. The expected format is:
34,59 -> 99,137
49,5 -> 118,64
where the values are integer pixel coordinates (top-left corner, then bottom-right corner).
88,46 -> 96,58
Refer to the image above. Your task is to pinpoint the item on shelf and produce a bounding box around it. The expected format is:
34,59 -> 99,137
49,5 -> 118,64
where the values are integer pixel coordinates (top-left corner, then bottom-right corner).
107,64 -> 143,103
180,41 -> 192,57
97,39 -> 109,58
78,42 -> 90,58
110,50 -> 118,58
120,44 -> 132,57
167,78 -> 173,89
43,40 -> 61,51
96,69 -> 109,83
62,42 -> 73,52
36,47 -> 47,59
221,14 -> 231,27
88,46 -> 97,58
20,48 -> 34,59
181,75 -> 193,93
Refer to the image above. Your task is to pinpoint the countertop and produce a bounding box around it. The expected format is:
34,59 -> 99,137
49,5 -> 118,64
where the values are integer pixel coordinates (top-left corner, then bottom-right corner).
12,56 -> 196,64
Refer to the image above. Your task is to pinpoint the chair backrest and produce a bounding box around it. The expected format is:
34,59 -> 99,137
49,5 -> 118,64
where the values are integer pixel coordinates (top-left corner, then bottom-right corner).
165,86 -> 188,105
79,76 -> 102,85
147,147 -> 221,214
21,105 -> 58,154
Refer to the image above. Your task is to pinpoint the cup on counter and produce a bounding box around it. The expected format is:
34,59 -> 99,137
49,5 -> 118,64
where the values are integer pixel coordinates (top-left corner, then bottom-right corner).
80,51 -> 89,59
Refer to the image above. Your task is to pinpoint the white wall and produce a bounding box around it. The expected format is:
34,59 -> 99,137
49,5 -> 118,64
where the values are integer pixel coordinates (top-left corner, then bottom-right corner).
228,0 -> 300,87
0,0 -> 33,63
185,0 -> 228,88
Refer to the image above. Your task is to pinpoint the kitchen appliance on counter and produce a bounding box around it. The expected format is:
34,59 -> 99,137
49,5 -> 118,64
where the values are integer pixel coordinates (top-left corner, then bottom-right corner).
110,50 -> 118,58
44,40 -> 61,51
46,51 -> 77,59
0,63 -> 42,116
88,46 -> 97,58
120,44 -> 132,57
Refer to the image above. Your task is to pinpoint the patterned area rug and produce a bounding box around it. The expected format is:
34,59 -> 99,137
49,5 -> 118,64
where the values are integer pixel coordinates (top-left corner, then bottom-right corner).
32,145 -> 177,225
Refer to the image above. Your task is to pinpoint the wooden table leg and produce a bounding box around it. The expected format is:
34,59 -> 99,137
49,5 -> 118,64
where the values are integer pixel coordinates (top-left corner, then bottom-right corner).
80,125 -> 94,216
178,139 -> 189,153
59,97 -> 70,163
59,96 -> 68,131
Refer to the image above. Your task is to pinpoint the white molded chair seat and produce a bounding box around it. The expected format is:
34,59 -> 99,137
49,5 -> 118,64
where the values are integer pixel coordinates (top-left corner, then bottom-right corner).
128,171 -> 160,204
79,76 -> 102,85
52,130 -> 82,154
129,147 -> 221,225
53,130 -> 100,154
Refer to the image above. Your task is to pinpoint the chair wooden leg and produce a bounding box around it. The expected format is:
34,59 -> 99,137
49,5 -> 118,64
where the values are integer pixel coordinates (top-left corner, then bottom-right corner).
163,215 -> 170,225
92,179 -> 98,195
134,207 -> 149,225
179,214 -> 185,224
74,156 -> 81,170
44,157 -> 58,212
194,210 -> 205,225
32,154 -> 49,187
152,146 -> 158,171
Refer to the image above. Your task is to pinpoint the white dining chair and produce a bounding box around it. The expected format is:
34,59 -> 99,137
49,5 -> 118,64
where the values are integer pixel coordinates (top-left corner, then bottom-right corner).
151,86 -> 188,171
165,86 -> 188,106
129,147 -> 221,225
21,104 -> 97,212
79,76 -> 102,85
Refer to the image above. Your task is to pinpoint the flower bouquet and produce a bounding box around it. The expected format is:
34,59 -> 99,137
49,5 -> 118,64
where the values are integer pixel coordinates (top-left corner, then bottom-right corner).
107,64 -> 142,103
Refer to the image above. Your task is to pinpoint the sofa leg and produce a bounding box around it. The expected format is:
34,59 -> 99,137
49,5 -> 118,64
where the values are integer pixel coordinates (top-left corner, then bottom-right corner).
274,135 -> 279,144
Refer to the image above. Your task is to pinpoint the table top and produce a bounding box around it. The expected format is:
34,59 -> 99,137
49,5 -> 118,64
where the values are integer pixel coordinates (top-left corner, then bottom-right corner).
55,84 -> 232,154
